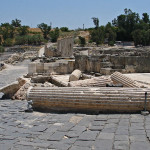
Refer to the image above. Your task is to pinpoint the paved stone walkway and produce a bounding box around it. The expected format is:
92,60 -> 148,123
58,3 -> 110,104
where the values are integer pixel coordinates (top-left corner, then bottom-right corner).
0,60 -> 29,88
1,100 -> 150,150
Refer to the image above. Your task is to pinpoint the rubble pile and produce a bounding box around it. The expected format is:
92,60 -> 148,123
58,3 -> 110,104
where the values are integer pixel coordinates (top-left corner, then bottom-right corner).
12,82 -> 31,100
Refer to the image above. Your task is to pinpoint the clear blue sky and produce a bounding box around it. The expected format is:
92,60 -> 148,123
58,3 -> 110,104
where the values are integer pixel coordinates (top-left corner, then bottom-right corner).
0,0 -> 150,29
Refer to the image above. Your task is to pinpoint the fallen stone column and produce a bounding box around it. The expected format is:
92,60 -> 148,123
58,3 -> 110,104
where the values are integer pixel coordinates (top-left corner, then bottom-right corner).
69,69 -> 82,82
27,87 -> 150,113
68,76 -> 112,87
50,76 -> 68,87
111,72 -> 140,88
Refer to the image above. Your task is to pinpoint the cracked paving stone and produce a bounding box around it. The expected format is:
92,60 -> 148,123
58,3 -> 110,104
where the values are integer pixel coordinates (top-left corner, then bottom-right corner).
93,139 -> 113,150
114,141 -> 129,150
102,127 -> 116,133
115,129 -> 129,135
78,131 -> 99,141
91,121 -> 106,126
48,141 -> 71,150
48,132 -> 66,141
130,129 -> 146,135
70,125 -> 87,132
57,123 -> 75,132
16,141 -> 51,149
97,132 -> 114,140
130,141 -> 150,150
61,137 -> 77,145
0,144 -> 14,150
129,135 -> 147,142
66,130 -> 83,138
115,135 -> 129,141
38,132 -> 55,140
74,140 -> 94,147
69,146 -> 91,150
29,125 -> 48,132
89,125 -> 104,131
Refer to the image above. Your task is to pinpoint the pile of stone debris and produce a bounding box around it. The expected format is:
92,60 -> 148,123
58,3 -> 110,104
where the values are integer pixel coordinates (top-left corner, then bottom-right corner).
0,69 -> 146,101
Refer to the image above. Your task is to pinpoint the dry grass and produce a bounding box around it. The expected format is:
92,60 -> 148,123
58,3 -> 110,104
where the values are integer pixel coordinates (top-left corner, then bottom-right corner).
28,28 -> 42,33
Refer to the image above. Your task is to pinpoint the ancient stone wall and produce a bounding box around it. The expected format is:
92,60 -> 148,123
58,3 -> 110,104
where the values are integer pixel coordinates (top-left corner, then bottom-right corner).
110,56 -> 150,73
28,60 -> 75,75
75,54 -> 150,74
58,37 -> 73,57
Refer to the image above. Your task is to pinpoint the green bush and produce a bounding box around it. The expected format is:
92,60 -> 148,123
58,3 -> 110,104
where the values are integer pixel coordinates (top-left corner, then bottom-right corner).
3,38 -> 13,46
60,27 -> 69,32
15,35 -> 44,45
0,46 -> 4,53
49,28 -> 59,43
108,41 -> 115,46
79,36 -> 86,47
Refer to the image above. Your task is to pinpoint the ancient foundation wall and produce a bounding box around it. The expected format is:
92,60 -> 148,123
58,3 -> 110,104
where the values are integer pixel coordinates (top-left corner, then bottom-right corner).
28,60 -> 75,75
75,55 -> 150,74
110,56 -> 150,73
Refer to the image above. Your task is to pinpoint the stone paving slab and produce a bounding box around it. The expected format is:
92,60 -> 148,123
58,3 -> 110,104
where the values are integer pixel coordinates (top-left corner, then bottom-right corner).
1,100 -> 150,150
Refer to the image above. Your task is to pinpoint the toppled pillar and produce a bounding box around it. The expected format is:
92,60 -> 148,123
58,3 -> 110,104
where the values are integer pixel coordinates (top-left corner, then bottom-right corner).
68,76 -> 112,87
111,72 -> 140,88
27,87 -> 150,113
69,69 -> 82,82
50,76 -> 68,87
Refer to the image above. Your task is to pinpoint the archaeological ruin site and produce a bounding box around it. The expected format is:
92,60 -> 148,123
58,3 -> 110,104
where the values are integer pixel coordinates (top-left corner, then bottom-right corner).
1,37 -> 150,114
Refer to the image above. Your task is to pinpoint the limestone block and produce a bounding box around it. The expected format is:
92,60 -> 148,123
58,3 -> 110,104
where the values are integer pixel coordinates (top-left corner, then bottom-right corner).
0,78 -> 27,99
36,63 -> 44,73
69,69 -> 82,82
68,60 -> 75,73
28,63 -> 36,74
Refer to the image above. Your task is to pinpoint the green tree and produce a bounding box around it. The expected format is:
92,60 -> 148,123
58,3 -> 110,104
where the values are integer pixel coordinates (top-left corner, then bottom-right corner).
105,22 -> 116,45
142,13 -> 149,23
49,27 -> 59,42
112,8 -> 140,41
17,26 -> 29,36
32,34 -> 44,45
92,17 -> 99,29
60,27 -> 69,32
1,23 -> 15,39
37,23 -> 51,39
11,19 -> 21,27
3,38 -> 13,46
90,26 -> 105,46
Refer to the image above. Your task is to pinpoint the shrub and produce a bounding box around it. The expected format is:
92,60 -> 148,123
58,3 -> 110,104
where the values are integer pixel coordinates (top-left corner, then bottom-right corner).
3,38 -> 13,46
108,41 -> 115,46
0,46 -> 4,53
60,27 -> 69,32
79,36 -> 86,47
49,28 -> 59,42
